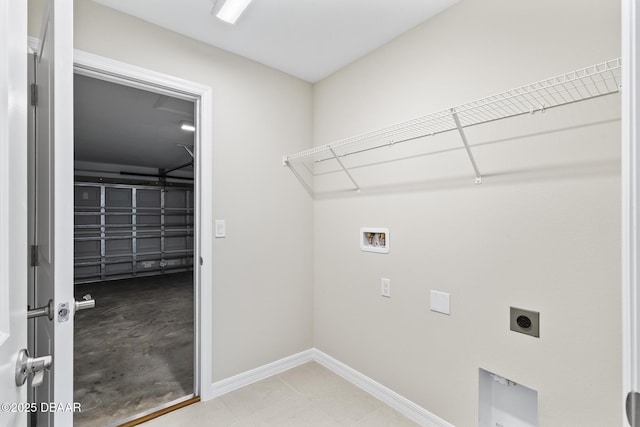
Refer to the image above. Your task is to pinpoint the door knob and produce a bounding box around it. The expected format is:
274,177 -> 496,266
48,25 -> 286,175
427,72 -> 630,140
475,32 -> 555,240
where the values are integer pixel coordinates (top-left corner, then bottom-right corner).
57,295 -> 96,323
15,349 -> 52,388
74,294 -> 95,312
27,299 -> 54,320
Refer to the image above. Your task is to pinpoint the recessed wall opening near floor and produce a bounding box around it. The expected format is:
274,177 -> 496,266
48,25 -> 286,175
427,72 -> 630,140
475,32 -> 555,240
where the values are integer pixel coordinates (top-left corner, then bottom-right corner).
479,368 -> 538,427
72,73 -> 197,426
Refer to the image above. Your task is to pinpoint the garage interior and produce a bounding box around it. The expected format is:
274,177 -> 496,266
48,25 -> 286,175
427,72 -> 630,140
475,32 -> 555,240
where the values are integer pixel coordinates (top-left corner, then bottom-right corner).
72,74 -> 196,426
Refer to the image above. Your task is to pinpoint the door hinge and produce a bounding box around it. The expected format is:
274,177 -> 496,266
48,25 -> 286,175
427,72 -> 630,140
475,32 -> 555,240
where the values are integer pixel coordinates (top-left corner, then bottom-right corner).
30,83 -> 38,107
30,245 -> 38,267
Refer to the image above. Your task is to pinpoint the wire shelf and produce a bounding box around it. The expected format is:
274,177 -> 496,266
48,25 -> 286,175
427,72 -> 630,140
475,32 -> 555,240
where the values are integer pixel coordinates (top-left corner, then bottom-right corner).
283,58 -> 622,193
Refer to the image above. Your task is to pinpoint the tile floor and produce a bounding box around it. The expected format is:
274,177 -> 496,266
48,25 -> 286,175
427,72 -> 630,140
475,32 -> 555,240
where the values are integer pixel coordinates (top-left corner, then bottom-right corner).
141,362 -> 420,427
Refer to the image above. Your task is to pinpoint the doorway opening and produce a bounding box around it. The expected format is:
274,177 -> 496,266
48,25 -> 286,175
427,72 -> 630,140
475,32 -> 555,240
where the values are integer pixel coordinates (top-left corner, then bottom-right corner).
72,74 -> 197,426
26,45 -> 212,427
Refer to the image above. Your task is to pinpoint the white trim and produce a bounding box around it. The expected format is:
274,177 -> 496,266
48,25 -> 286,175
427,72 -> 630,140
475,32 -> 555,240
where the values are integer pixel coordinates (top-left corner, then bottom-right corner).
207,348 -> 453,427
209,349 -> 314,398
73,50 -> 205,100
622,0 -> 638,424
51,2 -> 76,424
71,50 -> 215,401
314,349 -> 455,427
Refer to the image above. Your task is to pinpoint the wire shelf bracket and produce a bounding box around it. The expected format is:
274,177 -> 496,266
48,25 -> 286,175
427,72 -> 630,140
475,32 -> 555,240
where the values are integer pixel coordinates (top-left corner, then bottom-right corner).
451,108 -> 482,184
329,147 -> 361,192
283,58 -> 622,194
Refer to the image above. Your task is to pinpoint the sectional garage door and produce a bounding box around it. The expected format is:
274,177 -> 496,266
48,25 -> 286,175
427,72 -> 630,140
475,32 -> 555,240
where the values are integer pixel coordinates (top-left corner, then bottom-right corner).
74,182 -> 194,284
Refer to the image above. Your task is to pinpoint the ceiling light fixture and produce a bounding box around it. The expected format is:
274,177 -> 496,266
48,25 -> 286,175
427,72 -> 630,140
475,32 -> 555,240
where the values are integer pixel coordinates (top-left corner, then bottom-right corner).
181,121 -> 195,132
216,0 -> 253,24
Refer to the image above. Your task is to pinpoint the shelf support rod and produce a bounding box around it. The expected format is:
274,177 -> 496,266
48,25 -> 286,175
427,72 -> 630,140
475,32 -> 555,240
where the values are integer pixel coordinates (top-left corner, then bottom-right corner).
283,158 -> 314,196
451,109 -> 482,184
329,147 -> 361,192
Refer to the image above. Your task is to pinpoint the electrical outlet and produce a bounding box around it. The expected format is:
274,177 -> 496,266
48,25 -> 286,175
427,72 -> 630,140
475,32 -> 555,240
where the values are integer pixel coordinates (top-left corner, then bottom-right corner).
510,307 -> 540,337
381,278 -> 391,298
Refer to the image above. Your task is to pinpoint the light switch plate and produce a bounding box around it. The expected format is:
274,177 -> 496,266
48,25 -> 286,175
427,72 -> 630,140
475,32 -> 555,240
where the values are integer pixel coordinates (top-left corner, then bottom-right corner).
430,291 -> 450,315
215,220 -> 226,238
381,278 -> 391,298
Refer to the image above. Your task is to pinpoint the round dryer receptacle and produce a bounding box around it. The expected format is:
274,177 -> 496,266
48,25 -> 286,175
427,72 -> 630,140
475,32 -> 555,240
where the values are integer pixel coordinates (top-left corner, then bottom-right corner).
516,315 -> 532,329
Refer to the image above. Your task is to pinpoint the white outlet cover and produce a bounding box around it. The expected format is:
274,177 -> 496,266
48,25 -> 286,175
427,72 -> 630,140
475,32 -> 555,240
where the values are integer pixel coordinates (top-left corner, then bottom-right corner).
381,278 -> 391,298
430,290 -> 450,315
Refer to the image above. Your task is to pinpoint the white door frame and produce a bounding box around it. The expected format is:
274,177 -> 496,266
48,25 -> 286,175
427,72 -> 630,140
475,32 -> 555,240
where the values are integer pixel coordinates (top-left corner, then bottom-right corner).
71,50 -> 214,401
622,0 -> 639,424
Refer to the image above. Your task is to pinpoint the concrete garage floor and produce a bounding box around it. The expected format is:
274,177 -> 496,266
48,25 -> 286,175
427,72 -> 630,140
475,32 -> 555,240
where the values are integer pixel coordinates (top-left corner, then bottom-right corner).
73,272 -> 194,427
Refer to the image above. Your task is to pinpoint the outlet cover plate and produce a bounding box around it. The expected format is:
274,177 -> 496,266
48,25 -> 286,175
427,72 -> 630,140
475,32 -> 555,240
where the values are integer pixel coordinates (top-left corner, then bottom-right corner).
510,307 -> 540,338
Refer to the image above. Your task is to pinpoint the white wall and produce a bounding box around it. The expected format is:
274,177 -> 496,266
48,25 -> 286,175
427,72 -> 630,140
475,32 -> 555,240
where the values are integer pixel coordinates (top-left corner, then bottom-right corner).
312,0 -> 621,426
28,0 -> 314,383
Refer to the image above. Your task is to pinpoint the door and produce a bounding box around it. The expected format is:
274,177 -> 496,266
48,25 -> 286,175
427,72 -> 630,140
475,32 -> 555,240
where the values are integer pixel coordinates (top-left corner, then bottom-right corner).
31,0 -> 75,426
0,0 -> 28,425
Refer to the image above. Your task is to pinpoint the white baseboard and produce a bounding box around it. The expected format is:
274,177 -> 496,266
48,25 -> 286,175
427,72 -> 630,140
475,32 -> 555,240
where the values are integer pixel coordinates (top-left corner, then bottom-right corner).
207,348 -> 453,427
209,349 -> 314,399
313,349 -> 454,427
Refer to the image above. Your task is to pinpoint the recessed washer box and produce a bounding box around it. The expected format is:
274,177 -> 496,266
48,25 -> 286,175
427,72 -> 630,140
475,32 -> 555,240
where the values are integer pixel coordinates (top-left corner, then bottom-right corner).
360,227 -> 389,253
